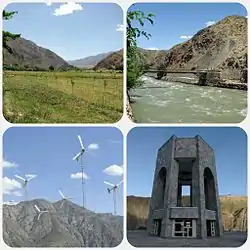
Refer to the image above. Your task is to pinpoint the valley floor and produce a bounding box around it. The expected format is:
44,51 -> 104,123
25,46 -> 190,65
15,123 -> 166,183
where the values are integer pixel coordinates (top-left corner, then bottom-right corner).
127,230 -> 247,247
3,71 -> 123,123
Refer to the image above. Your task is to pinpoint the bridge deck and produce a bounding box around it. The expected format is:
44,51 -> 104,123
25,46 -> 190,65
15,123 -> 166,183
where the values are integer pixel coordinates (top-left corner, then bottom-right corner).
143,70 -> 221,74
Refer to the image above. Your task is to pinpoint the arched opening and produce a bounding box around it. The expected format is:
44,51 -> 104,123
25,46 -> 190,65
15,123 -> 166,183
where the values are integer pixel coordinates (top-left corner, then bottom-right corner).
155,167 -> 167,209
204,168 -> 216,210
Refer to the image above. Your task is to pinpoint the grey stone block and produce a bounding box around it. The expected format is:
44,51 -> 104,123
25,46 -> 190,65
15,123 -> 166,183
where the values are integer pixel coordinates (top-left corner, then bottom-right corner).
147,136 -> 223,239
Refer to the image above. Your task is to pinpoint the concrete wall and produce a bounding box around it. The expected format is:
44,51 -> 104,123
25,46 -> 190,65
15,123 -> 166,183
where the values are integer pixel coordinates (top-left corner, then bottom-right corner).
205,209 -> 216,220
170,207 -> 199,219
174,138 -> 197,159
147,136 -> 223,238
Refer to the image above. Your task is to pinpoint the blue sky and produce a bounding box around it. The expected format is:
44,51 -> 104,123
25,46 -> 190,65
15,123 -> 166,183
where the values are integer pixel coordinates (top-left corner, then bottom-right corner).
128,2 -> 248,50
3,127 -> 124,215
127,127 -> 247,197
3,2 -> 123,60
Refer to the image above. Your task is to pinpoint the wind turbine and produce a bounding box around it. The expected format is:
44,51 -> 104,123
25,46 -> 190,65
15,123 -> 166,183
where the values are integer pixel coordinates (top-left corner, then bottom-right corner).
34,205 -> 48,220
73,135 -> 87,208
59,189 -> 72,208
104,180 -> 123,215
15,174 -> 37,199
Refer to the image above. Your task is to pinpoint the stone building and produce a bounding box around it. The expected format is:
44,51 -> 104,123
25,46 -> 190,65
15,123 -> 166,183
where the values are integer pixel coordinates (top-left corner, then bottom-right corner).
147,135 -> 223,238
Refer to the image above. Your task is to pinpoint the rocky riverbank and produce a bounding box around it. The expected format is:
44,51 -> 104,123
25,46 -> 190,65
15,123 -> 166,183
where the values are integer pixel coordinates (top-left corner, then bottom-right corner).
126,100 -> 134,121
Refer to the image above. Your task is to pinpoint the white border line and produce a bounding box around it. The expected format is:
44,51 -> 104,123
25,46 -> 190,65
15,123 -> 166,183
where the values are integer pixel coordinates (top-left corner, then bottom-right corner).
0,1 -> 250,250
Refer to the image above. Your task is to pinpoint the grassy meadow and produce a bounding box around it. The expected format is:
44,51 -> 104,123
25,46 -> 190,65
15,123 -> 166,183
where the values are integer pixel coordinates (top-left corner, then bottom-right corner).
3,70 -> 123,123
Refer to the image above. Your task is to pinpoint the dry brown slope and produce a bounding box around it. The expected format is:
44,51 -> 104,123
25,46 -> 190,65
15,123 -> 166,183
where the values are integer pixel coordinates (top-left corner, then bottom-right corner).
127,195 -> 247,232
93,49 -> 123,70
3,37 -> 70,70
140,15 -> 247,80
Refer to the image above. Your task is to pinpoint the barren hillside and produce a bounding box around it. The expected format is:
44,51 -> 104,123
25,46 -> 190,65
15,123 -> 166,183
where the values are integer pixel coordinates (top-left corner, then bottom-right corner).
127,195 -> 247,232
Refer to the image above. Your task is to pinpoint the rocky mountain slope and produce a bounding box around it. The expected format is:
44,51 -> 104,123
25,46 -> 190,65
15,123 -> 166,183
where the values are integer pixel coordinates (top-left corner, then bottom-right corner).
127,195 -> 247,232
3,199 -> 123,247
139,15 -> 247,81
93,49 -> 123,70
68,52 -> 113,68
3,37 -> 71,70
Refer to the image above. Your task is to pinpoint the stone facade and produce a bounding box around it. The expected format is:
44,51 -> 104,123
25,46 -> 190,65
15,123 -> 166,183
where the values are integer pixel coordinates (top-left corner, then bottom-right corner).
147,136 -> 223,238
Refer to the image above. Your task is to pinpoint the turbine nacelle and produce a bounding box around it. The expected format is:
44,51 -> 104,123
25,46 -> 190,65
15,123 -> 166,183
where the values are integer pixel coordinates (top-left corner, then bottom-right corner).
104,180 -> 123,215
15,174 -> 37,187
104,180 -> 123,193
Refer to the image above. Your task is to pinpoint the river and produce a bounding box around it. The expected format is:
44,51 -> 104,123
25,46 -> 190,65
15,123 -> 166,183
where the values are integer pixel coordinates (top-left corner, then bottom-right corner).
130,76 -> 247,123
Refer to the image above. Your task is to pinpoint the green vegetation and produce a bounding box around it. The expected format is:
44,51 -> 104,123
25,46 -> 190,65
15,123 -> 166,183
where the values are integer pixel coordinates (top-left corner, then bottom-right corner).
3,10 -> 21,52
126,9 -> 155,101
3,71 -> 123,123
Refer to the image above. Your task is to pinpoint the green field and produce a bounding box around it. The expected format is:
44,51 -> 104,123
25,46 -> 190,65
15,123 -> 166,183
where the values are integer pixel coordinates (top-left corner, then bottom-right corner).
3,70 -> 123,123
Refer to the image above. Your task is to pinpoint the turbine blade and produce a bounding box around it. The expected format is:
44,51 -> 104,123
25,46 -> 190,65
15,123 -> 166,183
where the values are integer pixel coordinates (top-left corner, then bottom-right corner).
26,174 -> 37,181
104,181 -> 115,187
15,175 -> 25,182
38,214 -> 41,221
117,180 -> 124,187
59,190 -> 65,199
34,205 -> 40,213
78,135 -> 85,150
72,152 -> 82,161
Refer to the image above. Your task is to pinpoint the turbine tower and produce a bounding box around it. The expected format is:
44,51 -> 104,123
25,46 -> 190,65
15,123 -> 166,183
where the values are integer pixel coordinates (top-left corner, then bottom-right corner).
104,180 -> 123,215
73,135 -> 86,208
15,174 -> 37,200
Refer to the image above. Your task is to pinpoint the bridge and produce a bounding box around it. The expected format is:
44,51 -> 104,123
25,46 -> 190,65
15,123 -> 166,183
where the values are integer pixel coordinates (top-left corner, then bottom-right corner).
142,68 -> 222,85
142,69 -> 221,75
141,68 -> 247,90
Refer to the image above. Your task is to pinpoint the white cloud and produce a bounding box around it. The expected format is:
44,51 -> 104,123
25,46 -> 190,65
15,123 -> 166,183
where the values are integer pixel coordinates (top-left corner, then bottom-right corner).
71,172 -> 89,180
3,201 -> 19,206
88,143 -> 99,150
3,177 -> 22,196
103,165 -> 123,176
11,191 -> 22,197
3,159 -> 18,168
116,24 -> 125,32
205,21 -> 216,27
180,35 -> 193,39
146,47 -> 159,50
45,1 -> 52,6
54,2 -> 83,16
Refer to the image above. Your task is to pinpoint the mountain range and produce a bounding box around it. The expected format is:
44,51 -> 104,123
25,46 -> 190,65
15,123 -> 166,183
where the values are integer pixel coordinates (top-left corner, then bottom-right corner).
93,49 -> 123,70
3,37 -> 71,70
3,199 -> 123,247
3,36 -> 123,71
138,15 -> 247,81
68,52 -> 114,69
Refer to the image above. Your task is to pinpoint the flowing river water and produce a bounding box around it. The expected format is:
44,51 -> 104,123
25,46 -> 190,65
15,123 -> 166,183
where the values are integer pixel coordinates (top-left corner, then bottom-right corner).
130,76 -> 247,123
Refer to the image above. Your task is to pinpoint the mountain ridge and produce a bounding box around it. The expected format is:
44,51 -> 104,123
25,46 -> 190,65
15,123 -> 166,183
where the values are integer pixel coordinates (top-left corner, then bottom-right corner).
68,51 -> 114,68
3,37 -> 71,70
138,15 -> 247,81
93,49 -> 123,70
3,199 -> 123,247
